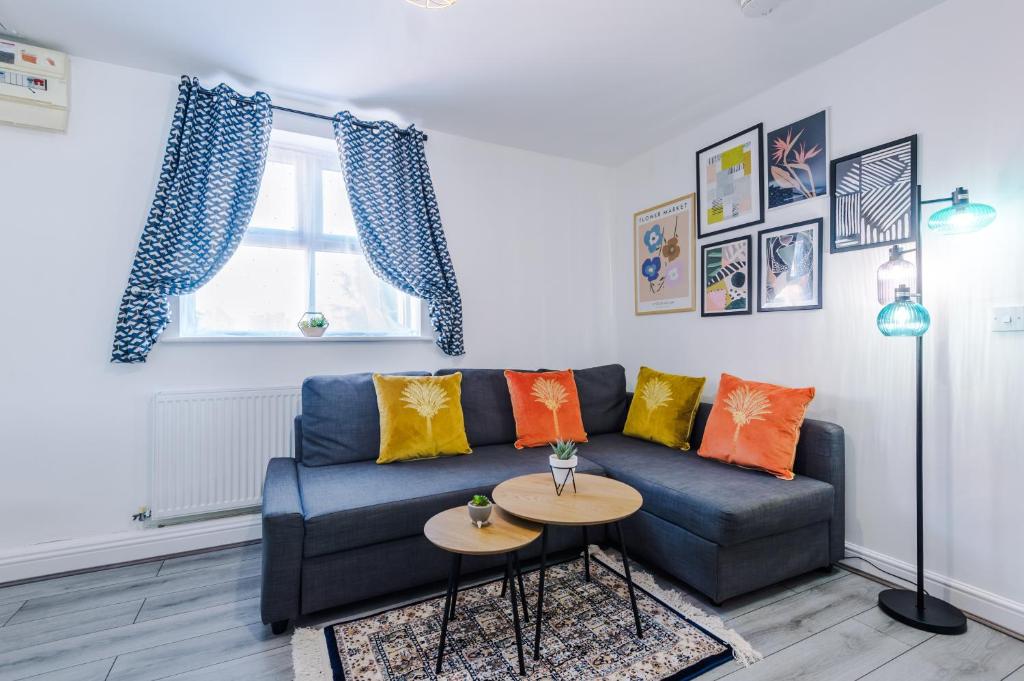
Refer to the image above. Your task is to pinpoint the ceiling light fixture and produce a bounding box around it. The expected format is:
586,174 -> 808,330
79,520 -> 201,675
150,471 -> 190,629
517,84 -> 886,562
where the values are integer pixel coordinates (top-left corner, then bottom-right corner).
738,0 -> 786,18
406,0 -> 458,8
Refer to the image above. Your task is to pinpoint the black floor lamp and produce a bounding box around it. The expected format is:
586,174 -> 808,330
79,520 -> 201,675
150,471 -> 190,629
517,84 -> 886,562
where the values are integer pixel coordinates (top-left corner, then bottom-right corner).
874,186 -> 996,635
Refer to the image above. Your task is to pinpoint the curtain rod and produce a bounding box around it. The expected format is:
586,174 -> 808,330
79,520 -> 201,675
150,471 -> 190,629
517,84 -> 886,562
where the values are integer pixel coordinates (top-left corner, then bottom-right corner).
271,103 -> 428,141
190,81 -> 427,140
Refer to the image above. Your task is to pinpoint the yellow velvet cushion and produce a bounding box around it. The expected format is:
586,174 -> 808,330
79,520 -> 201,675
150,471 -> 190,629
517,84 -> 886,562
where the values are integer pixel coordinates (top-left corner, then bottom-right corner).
623,366 -> 706,450
373,373 -> 472,464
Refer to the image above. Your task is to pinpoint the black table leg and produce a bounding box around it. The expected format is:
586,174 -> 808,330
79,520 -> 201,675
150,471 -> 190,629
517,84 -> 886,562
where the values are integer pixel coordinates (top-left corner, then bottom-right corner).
533,525 -> 549,660
500,570 -> 508,598
506,553 -> 526,675
449,554 -> 462,620
582,526 -> 591,582
613,522 -> 643,638
436,553 -> 460,673
513,551 -> 529,623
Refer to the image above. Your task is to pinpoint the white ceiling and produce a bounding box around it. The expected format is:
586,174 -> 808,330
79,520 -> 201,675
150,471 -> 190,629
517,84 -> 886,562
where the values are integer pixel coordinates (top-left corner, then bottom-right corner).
0,0 -> 944,165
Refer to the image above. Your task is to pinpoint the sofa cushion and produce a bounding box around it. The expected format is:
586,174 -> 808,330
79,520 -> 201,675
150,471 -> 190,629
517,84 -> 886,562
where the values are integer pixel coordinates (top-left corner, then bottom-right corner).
297,445 -> 605,557
434,368 -> 519,447
579,433 -> 833,546
301,372 -> 429,466
574,364 -> 629,435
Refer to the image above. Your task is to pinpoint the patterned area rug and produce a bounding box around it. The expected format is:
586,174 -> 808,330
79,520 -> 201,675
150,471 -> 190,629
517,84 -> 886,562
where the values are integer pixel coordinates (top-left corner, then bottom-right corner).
293,549 -> 760,680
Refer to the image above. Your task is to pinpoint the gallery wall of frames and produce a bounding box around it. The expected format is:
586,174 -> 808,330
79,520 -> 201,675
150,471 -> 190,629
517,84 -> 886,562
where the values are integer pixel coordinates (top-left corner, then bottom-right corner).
634,108 -> 918,319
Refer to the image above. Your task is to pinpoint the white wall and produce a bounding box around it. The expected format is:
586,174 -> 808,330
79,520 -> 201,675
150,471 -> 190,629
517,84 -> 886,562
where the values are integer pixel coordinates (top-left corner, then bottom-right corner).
612,0 -> 1023,629
0,57 -> 617,557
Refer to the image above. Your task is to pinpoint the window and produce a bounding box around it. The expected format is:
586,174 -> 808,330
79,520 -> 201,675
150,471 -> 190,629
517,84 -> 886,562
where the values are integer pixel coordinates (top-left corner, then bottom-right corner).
177,129 -> 421,339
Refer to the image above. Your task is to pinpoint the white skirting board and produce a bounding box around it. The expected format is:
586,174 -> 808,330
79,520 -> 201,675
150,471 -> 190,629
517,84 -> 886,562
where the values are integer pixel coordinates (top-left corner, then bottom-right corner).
845,542 -> 1024,636
0,514 -> 261,585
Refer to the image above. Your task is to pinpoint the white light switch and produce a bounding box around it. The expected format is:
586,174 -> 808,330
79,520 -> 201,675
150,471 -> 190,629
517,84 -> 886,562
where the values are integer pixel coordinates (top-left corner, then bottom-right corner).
991,306 -> 1024,332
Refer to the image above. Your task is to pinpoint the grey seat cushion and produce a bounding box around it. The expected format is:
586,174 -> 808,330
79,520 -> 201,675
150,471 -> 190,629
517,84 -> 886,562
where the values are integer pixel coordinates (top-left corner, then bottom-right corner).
579,433 -> 834,546
301,372 -> 429,466
297,446 -> 606,557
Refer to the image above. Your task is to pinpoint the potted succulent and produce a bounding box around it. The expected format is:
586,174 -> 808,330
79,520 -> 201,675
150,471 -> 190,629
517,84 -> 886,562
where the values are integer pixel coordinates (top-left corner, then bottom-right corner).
549,439 -> 578,494
468,494 -> 492,527
298,312 -> 329,337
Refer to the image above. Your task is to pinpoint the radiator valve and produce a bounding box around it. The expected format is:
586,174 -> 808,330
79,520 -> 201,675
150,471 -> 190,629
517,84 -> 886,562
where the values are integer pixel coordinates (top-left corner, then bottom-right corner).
132,506 -> 151,522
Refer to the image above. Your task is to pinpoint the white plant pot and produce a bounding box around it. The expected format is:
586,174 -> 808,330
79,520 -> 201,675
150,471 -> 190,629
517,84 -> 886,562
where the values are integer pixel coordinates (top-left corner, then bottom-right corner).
549,454 -> 578,489
467,502 -> 492,527
300,326 -> 327,337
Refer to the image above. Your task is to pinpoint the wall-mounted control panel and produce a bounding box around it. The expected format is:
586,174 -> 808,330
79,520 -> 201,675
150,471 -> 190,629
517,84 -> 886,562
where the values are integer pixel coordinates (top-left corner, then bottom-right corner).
991,306 -> 1024,332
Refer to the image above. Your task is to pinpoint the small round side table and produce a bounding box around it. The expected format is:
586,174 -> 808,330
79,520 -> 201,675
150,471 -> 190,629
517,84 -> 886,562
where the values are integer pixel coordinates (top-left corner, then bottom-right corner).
492,473 -> 644,660
424,506 -> 541,676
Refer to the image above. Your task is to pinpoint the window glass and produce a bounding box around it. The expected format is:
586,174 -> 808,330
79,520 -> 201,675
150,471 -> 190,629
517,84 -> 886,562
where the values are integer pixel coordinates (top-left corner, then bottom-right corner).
178,129 -> 420,339
190,245 -> 306,335
248,160 -> 298,231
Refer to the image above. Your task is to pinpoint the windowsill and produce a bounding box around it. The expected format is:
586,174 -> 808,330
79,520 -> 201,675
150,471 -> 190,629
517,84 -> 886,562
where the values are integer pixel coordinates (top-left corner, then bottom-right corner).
161,334 -> 435,344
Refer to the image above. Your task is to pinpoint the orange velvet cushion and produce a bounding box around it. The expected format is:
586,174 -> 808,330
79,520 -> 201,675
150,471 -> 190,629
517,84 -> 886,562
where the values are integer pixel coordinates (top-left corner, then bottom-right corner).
698,373 -> 815,480
504,369 -> 588,449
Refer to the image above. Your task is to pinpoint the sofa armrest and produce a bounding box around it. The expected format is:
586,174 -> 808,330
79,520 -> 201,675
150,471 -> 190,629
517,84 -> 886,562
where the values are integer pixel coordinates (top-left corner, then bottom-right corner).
793,418 -> 845,564
261,457 -> 305,625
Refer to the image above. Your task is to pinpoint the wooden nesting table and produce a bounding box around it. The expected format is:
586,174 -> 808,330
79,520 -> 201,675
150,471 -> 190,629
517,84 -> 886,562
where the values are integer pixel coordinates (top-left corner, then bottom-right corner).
424,506 -> 541,675
492,473 -> 645,660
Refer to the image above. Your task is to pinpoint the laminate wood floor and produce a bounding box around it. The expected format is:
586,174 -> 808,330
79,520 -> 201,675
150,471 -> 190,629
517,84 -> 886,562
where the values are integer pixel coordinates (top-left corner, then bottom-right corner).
1,542 -> 1021,680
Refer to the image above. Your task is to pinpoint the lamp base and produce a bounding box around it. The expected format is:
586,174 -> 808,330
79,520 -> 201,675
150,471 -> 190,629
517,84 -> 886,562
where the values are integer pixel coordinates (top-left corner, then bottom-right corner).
877,589 -> 967,635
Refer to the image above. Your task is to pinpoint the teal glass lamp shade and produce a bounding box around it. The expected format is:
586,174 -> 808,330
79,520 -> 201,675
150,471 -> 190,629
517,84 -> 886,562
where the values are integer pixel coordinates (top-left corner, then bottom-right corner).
927,187 -> 996,234
877,286 -> 931,336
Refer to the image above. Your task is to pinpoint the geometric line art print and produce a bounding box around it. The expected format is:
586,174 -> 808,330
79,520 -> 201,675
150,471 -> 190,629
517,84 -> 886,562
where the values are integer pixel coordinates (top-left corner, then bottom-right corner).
830,135 -> 918,254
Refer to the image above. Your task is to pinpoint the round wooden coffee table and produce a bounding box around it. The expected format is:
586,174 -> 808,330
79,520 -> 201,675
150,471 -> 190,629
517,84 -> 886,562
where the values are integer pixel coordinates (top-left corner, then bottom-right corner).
424,506 -> 541,675
492,473 -> 644,660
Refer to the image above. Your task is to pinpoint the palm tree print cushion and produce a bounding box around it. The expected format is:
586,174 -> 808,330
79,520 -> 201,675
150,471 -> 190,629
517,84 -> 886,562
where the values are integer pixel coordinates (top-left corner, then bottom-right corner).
698,373 -> 814,480
504,370 -> 588,449
372,373 -> 472,464
623,367 -> 706,450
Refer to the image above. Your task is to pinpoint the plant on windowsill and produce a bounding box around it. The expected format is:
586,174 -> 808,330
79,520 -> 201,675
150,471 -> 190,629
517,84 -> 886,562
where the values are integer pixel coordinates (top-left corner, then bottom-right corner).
549,439 -> 578,495
297,312 -> 329,337
468,494 -> 492,527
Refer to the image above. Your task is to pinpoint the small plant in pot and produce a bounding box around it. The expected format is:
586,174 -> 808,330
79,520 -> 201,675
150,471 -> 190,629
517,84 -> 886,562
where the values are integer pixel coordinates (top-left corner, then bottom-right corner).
298,312 -> 329,337
549,439 -> 578,495
468,494 -> 492,527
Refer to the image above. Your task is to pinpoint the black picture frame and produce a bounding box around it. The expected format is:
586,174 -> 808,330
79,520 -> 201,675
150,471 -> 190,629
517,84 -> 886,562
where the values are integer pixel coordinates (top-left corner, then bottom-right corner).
695,123 -> 765,239
757,218 -> 824,313
829,134 -> 918,254
700,234 -> 752,318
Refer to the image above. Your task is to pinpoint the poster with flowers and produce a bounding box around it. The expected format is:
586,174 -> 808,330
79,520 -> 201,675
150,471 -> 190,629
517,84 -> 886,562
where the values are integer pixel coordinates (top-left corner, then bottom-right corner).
767,110 -> 828,210
634,193 -> 696,315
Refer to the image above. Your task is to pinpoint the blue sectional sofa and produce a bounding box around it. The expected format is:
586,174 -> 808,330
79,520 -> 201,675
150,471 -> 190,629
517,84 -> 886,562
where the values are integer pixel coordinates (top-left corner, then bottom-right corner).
260,365 -> 844,633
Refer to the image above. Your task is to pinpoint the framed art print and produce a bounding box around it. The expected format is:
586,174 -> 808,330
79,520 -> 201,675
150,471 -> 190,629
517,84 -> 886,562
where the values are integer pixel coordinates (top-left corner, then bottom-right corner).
830,134 -> 918,253
700,235 -> 751,317
757,218 -> 823,312
634,193 -> 697,315
767,110 -> 828,210
696,123 -> 765,238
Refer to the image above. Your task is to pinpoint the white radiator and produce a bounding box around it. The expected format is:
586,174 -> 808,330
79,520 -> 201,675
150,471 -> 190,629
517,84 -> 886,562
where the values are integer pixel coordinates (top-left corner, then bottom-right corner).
150,387 -> 301,524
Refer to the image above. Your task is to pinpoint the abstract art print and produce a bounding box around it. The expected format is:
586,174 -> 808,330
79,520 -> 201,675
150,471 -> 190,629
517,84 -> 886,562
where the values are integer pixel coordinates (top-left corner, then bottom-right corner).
696,124 -> 765,238
830,135 -> 918,253
767,110 -> 828,210
757,218 -> 823,312
701,235 -> 751,317
634,194 -> 696,315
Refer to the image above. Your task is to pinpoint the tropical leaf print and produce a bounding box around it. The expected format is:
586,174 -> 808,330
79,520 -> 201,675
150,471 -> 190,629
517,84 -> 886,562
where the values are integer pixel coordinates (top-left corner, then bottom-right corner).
724,385 -> 771,442
532,377 -> 569,439
640,378 -> 673,413
401,381 -> 449,440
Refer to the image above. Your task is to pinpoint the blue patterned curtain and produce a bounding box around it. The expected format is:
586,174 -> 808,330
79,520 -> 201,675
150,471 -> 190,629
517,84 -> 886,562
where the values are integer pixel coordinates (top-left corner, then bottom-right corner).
333,112 -> 465,356
111,77 -> 272,363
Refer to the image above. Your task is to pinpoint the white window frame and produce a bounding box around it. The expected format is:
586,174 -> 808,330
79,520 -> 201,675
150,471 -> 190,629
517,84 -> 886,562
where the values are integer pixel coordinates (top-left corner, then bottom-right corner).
165,131 -> 430,343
